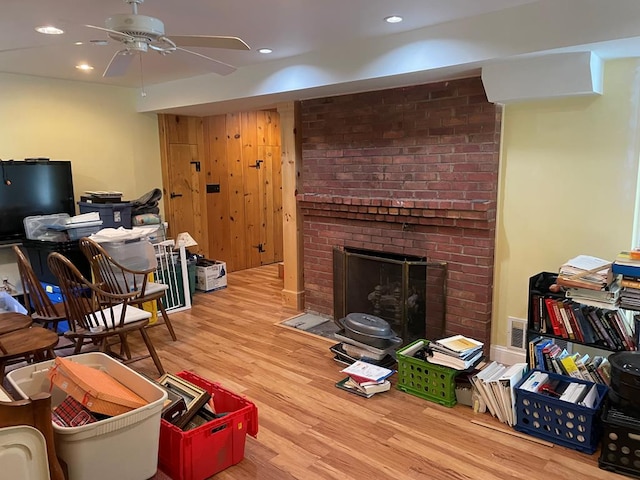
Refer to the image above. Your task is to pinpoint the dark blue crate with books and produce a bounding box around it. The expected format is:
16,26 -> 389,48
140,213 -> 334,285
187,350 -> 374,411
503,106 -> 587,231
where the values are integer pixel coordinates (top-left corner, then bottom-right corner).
514,369 -> 608,454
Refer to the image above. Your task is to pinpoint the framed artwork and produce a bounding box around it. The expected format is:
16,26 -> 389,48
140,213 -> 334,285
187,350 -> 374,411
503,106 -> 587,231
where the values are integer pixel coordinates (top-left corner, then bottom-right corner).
157,373 -> 211,428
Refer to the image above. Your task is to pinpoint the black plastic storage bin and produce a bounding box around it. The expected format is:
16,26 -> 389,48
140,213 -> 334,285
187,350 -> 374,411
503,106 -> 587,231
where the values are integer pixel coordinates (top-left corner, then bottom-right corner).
78,201 -> 132,229
599,401 -> 640,478
22,239 -> 92,285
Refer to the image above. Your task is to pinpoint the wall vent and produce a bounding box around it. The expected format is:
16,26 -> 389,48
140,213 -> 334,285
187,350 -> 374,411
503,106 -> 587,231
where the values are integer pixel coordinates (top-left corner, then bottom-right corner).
508,317 -> 527,351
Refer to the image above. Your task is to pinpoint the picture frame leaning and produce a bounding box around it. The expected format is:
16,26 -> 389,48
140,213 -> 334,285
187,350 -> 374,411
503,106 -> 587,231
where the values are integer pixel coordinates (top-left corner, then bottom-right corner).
157,373 -> 211,429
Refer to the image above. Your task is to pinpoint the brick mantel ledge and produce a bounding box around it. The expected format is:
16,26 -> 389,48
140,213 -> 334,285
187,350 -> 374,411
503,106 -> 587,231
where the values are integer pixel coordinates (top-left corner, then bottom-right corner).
297,194 -> 496,229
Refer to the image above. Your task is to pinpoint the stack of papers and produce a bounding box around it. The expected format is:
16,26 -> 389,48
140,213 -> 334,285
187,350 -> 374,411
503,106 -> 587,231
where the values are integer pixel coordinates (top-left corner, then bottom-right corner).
426,335 -> 484,370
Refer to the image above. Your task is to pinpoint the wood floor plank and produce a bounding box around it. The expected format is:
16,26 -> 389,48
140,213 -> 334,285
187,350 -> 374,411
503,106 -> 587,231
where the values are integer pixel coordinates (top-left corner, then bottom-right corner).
119,264 -> 615,479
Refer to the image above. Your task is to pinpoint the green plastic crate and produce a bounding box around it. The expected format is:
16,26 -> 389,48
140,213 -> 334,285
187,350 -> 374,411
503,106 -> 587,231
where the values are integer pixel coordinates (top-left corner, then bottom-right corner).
396,339 -> 459,407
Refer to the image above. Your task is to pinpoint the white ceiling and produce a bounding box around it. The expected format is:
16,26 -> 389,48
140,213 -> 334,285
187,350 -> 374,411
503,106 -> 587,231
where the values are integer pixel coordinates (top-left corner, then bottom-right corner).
2,0 -> 640,115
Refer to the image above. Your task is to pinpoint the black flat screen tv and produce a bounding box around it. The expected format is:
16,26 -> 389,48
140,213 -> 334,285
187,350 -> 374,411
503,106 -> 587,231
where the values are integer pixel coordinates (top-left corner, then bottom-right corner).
0,160 -> 75,243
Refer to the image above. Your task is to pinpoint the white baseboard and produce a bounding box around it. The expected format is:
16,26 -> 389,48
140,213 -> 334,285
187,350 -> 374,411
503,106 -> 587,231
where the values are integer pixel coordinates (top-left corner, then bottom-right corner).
490,344 -> 526,365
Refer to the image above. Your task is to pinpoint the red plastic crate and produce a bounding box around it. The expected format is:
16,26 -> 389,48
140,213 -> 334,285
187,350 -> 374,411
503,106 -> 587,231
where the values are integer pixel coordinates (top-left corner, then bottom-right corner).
158,371 -> 259,480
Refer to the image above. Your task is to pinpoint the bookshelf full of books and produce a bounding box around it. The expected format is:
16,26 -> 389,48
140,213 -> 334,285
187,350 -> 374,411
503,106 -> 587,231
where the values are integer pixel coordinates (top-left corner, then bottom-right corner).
526,271 -> 638,387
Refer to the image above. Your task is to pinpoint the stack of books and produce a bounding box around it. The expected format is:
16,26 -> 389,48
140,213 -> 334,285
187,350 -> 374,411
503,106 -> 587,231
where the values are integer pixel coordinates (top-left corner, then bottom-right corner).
528,336 -> 612,385
426,334 -> 484,370
335,360 -> 395,398
613,251 -> 640,310
557,255 -> 612,291
563,279 -> 620,309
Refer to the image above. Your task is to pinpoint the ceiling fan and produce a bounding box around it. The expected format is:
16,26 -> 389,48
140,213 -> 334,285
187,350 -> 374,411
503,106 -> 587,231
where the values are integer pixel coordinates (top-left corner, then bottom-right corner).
85,0 -> 250,78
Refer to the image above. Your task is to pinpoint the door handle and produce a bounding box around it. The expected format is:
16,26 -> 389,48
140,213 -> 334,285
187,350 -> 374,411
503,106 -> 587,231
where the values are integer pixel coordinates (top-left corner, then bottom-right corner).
170,192 -> 183,199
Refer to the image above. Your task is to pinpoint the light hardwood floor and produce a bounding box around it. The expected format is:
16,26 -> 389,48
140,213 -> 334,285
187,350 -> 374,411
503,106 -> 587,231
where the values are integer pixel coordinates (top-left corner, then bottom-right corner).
127,264 -> 617,480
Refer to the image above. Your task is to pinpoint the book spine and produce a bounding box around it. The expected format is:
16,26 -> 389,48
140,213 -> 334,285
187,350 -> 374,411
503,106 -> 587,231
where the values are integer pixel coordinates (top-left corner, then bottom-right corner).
597,310 -> 622,350
554,300 -> 571,339
544,298 -> 563,336
562,300 -> 583,342
586,308 -> 614,348
620,278 -> 640,289
611,310 -> 634,350
572,304 -> 595,344
586,362 -> 605,384
612,263 -> 640,278
531,294 -> 542,332
560,356 -> 583,380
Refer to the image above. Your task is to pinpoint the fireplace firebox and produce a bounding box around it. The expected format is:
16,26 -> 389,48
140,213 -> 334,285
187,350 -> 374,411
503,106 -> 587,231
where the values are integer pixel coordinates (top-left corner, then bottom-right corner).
333,247 -> 446,346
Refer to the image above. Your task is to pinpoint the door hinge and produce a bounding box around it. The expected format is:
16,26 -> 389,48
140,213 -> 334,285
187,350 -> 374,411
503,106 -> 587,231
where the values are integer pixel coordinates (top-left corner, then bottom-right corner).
249,159 -> 264,169
190,161 -> 201,172
254,243 -> 265,253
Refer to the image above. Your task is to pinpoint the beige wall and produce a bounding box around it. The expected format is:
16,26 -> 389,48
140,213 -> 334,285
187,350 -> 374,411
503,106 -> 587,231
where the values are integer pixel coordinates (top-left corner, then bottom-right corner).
0,73 -> 162,290
492,58 -> 640,347
0,73 -> 161,203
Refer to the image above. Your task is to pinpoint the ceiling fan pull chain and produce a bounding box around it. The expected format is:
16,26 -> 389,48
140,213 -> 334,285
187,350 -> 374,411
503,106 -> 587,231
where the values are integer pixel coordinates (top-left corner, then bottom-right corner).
139,54 -> 146,97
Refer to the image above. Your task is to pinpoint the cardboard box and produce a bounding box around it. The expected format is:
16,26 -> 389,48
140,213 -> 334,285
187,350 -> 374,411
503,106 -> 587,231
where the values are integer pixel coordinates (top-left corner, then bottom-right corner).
195,260 -> 227,292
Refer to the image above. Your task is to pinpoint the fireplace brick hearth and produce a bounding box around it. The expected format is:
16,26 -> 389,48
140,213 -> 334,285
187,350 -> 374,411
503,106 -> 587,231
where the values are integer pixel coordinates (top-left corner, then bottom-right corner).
298,77 -> 501,347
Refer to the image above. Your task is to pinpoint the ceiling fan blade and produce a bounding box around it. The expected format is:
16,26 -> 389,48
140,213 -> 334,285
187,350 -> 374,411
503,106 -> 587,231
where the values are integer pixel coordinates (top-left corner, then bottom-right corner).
169,35 -> 250,51
85,24 -> 134,41
103,50 -> 135,77
176,47 -> 237,75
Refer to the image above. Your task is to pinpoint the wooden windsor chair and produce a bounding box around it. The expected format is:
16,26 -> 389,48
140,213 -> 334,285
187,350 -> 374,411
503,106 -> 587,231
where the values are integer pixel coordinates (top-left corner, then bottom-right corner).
78,237 -> 177,341
13,245 -> 68,333
47,252 -> 165,375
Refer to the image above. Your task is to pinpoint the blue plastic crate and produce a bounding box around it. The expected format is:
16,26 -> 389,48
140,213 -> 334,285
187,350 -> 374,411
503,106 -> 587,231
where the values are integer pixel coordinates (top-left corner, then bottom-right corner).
514,369 -> 608,454
40,282 -> 69,334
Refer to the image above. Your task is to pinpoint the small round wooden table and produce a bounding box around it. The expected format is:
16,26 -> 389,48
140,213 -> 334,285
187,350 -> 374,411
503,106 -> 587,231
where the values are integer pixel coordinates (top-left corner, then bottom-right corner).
0,326 -> 59,380
0,312 -> 33,335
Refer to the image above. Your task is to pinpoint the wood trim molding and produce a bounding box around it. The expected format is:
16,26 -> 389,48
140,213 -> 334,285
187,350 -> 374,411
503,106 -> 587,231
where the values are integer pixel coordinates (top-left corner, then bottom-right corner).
277,101 -> 305,309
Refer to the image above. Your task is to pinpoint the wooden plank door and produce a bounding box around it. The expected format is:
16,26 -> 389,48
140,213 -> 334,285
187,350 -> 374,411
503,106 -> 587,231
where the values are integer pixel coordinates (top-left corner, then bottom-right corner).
225,113 -> 248,271
166,144 -> 203,247
204,115 -> 230,264
257,110 -> 283,265
242,112 -> 262,269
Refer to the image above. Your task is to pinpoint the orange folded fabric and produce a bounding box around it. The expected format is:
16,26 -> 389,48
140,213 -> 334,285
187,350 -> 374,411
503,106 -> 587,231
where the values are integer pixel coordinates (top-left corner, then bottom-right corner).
48,357 -> 147,416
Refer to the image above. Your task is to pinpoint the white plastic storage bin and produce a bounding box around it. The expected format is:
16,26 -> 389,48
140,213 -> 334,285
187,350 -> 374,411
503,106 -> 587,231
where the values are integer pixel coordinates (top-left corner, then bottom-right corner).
100,239 -> 156,271
7,353 -> 167,480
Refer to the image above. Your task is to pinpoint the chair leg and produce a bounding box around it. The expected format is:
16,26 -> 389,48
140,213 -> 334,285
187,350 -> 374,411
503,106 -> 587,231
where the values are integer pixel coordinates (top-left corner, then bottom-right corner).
157,298 -> 177,341
139,328 -> 165,376
119,333 -> 132,360
73,336 -> 84,355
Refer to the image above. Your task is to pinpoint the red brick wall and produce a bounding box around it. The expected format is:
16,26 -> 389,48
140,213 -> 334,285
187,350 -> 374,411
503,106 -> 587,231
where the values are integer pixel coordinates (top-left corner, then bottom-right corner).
298,77 -> 501,346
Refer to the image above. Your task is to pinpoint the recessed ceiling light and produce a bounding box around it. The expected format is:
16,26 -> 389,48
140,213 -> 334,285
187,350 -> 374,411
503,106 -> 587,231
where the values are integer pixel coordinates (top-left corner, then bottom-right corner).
384,15 -> 403,24
75,64 -> 94,71
35,25 -> 64,35
258,48 -> 273,54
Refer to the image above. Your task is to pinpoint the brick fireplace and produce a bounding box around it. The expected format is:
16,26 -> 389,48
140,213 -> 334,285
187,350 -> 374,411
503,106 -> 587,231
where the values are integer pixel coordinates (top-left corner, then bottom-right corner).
297,77 -> 501,347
